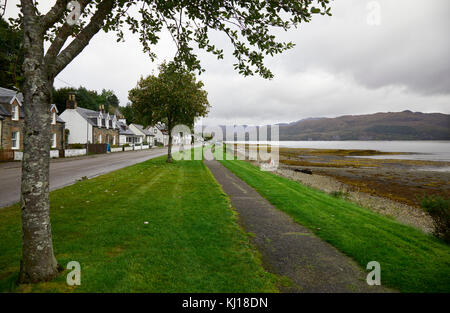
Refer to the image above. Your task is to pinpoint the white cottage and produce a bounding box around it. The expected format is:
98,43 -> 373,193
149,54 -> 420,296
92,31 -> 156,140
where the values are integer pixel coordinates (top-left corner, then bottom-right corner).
129,123 -> 155,145
59,94 -> 119,145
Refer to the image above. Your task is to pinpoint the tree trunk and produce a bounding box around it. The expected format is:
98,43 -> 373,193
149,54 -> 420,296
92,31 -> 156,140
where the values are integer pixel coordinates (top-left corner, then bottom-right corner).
167,133 -> 173,163
19,71 -> 60,283
18,12 -> 59,283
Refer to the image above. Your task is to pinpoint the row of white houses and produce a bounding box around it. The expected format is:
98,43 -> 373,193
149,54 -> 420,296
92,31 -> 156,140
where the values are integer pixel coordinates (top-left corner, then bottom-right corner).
59,94 -> 193,147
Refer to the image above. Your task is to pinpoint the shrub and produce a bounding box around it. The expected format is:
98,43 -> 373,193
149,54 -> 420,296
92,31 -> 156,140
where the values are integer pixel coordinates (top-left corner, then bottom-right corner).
419,194 -> 450,243
123,144 -> 130,147
155,142 -> 163,147
69,143 -> 85,149
330,190 -> 349,199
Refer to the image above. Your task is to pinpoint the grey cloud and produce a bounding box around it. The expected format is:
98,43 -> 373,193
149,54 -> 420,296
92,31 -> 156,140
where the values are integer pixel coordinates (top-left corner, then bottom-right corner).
5,0 -> 449,127
274,0 -> 450,95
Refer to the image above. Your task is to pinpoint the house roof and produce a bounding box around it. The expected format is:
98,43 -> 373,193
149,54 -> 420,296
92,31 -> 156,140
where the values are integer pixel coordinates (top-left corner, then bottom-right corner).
154,123 -> 169,135
0,87 -> 23,103
0,103 -> 9,116
117,121 -> 136,136
55,114 -> 65,123
76,107 -> 116,128
131,123 -> 153,136
76,107 -> 100,126
0,87 -> 65,122
0,87 -> 24,118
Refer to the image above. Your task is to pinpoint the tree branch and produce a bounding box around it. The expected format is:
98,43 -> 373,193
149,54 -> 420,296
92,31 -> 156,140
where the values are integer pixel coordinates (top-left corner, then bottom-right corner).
41,0 -> 69,33
20,0 -> 38,19
51,0 -> 115,77
44,0 -> 90,66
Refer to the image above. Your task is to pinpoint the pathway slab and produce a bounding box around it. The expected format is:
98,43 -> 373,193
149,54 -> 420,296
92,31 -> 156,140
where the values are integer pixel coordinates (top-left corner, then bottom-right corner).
204,159 -> 394,293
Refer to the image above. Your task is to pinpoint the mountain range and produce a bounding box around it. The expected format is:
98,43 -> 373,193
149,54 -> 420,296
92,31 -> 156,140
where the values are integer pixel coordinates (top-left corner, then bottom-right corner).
205,111 -> 450,140
277,111 -> 450,140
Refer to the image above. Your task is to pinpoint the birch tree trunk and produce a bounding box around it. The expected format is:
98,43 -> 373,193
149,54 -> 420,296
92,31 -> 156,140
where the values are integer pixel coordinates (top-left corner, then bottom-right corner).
16,0 -> 114,283
18,11 -> 59,283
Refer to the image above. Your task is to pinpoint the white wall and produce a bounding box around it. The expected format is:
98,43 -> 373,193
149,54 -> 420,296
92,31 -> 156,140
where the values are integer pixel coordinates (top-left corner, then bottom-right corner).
59,109 -> 91,144
14,151 -> 23,160
119,134 -> 127,146
65,149 -> 86,157
14,151 -> 60,161
50,150 -> 59,158
129,124 -> 144,137
152,128 -> 169,146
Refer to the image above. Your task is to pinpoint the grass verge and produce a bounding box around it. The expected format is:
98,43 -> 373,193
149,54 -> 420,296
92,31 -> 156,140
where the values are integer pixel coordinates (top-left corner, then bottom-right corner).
219,158 -> 450,293
0,156 -> 278,292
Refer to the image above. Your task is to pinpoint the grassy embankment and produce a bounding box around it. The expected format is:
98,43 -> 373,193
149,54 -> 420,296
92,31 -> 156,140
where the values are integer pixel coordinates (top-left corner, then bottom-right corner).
219,158 -> 450,293
0,155 -> 278,292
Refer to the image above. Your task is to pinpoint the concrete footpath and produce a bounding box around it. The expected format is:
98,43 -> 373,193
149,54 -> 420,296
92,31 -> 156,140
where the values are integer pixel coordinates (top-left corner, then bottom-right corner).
204,159 -> 394,293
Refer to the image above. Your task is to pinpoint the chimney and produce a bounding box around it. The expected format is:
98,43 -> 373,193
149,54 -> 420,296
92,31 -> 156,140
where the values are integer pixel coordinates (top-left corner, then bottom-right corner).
99,104 -> 105,113
66,93 -> 78,109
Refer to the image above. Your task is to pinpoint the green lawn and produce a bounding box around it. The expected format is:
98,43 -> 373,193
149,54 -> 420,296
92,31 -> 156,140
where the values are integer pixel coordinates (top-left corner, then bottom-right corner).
219,159 -> 450,293
0,156 -> 278,292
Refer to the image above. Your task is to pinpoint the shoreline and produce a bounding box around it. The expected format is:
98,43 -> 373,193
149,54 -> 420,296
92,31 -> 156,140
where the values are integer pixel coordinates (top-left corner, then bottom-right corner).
273,166 -> 434,234
228,145 -> 448,234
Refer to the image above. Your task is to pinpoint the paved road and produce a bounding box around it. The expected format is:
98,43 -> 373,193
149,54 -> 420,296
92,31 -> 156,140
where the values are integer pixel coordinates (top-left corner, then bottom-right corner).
0,148 -> 167,208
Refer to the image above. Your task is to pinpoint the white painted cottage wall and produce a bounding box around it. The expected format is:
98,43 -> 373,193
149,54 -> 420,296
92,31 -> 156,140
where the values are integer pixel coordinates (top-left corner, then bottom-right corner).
59,109 -> 92,144
119,135 -> 127,145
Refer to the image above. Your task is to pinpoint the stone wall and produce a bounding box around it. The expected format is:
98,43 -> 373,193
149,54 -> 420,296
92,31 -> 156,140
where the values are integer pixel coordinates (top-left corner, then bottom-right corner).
93,127 -> 119,145
1,116 -> 65,150
51,122 -> 65,149
1,118 -> 24,150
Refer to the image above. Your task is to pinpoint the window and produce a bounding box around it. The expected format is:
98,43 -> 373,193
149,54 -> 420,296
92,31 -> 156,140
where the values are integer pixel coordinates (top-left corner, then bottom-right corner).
113,136 -> 116,145
51,133 -> 57,148
154,128 -> 157,134
11,105 -> 19,121
98,134 -> 102,143
97,117 -> 102,127
11,131 -> 19,149
52,112 -> 56,125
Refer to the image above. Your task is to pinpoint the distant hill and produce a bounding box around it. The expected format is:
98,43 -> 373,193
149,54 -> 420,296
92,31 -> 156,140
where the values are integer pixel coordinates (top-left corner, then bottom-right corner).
278,111 -> 450,140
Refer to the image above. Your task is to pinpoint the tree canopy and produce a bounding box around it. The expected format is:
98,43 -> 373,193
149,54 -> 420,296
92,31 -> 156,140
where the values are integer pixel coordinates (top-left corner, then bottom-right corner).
129,62 -> 210,161
118,103 -> 135,123
0,17 -> 23,89
52,86 -> 120,113
11,0 -> 331,82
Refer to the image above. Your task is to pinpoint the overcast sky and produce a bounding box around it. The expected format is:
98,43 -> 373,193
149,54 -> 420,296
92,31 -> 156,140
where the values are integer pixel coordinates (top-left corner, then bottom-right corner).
5,0 -> 450,126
